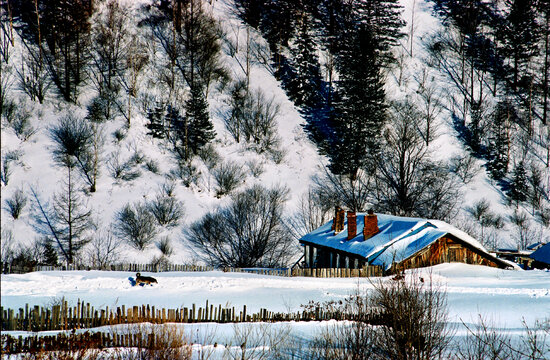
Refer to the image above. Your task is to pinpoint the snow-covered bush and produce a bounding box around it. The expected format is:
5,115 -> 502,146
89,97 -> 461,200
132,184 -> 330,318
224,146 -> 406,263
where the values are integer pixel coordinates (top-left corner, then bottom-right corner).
156,236 -> 173,257
148,195 -> 184,228
114,202 -> 157,250
4,188 -> 27,219
198,144 -> 221,170
212,160 -> 246,197
185,184 -> 294,267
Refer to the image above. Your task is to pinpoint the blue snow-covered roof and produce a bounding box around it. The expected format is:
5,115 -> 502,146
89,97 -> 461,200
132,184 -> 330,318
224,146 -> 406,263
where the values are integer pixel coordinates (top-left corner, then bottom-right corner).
299,213 -> 489,270
530,243 -> 550,264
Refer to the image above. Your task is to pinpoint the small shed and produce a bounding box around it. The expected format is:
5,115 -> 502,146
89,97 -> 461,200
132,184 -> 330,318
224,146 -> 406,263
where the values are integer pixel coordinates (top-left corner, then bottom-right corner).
299,209 -> 512,272
530,243 -> 550,269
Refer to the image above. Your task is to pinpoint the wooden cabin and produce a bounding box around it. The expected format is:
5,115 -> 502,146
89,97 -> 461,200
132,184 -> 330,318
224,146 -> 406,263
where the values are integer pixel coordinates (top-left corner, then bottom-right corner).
299,208 -> 512,272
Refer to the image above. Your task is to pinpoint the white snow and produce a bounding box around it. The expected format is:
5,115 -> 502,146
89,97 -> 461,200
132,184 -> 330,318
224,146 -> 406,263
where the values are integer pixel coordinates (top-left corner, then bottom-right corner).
1,264 -> 549,329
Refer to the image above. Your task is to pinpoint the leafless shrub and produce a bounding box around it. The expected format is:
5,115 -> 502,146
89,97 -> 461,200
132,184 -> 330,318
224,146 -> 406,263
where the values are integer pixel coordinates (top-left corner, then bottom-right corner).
156,236 -> 173,256
114,202 -> 157,250
466,199 -> 504,251
86,228 -> 122,269
212,160 -> 246,197
150,255 -> 171,271
1,228 -> 15,268
4,188 -> 27,219
287,189 -> 333,241
107,150 -> 142,181
128,148 -> 146,166
5,102 -> 35,141
144,158 -> 160,174
113,127 -> 127,142
245,159 -> 264,177
1,149 -> 22,186
451,154 -> 480,184
1,97 -> 17,125
309,273 -> 452,359
148,194 -> 184,228
268,146 -> 285,164
159,181 -> 176,197
109,324 -> 192,360
225,323 -> 291,360
198,143 -> 221,170
168,162 -> 200,187
509,211 -> 539,251
456,316 -> 549,360
223,85 -> 282,154
185,184 -> 295,267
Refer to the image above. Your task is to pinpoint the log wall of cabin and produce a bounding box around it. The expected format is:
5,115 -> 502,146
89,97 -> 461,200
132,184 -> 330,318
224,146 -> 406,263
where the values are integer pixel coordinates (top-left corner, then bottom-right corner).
399,236 -> 503,270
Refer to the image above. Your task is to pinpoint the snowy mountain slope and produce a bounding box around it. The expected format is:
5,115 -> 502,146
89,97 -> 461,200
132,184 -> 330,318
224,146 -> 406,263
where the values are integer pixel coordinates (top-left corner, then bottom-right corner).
1,0 -> 324,264
1,0 -> 548,266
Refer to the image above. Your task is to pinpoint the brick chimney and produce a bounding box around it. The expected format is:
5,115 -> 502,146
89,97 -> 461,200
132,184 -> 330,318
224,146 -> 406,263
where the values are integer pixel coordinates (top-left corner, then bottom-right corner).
363,209 -> 379,240
347,211 -> 357,240
332,206 -> 345,234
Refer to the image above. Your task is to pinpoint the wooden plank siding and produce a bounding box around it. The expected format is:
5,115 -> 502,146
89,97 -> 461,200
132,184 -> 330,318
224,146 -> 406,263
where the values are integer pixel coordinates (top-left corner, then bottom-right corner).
399,236 -> 506,270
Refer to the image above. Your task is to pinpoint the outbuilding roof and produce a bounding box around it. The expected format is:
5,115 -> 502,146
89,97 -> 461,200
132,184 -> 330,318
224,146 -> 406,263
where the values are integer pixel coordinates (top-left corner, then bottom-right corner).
299,213 -> 499,270
530,243 -> 550,265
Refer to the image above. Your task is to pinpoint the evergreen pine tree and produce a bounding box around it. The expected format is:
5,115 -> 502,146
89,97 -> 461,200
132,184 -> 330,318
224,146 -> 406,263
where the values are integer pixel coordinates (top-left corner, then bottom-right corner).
468,101 -> 483,154
186,84 -> 215,154
289,12 -> 323,108
327,25 -> 387,178
146,103 -> 166,139
487,101 -> 514,180
164,105 -> 189,160
501,0 -> 540,90
508,161 -> 528,206
352,0 -> 405,65
42,240 -> 59,266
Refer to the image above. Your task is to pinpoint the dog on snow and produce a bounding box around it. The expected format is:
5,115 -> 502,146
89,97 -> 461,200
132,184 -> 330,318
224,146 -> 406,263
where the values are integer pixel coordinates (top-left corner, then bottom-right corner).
135,272 -> 158,286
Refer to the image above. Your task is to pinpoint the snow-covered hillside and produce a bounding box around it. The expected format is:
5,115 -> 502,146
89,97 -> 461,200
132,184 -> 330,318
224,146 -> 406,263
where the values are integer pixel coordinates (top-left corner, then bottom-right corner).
1,0 -> 324,264
1,0 -> 549,267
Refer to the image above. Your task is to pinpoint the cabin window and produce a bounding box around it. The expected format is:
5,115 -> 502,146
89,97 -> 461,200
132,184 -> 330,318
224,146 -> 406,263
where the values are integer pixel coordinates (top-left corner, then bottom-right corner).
304,245 -> 310,268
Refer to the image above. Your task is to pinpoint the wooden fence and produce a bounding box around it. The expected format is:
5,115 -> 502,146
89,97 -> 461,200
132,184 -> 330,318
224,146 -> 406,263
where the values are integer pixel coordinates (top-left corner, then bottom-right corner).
1,299 -> 384,333
1,303 -> 386,354
2,263 -> 215,274
2,331 -> 174,355
3,264 -> 384,278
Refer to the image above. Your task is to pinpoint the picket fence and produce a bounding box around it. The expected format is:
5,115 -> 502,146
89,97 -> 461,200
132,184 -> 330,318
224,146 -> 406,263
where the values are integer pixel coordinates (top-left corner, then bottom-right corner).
1,299 -> 381,333
3,263 -> 384,278
3,263 -> 215,274
1,301 -> 386,354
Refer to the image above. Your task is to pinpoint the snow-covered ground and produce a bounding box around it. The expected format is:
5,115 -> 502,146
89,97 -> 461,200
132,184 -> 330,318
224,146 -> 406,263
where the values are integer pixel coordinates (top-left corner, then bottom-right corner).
2,264 -> 549,330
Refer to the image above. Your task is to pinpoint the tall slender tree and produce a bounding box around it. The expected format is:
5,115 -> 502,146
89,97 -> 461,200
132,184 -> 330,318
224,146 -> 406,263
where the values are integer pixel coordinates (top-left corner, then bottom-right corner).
327,26 -> 387,178
288,12 -> 323,108
501,0 -> 540,91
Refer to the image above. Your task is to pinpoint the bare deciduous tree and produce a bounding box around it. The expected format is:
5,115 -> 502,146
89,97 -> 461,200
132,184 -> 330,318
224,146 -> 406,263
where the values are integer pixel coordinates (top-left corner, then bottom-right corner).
185,184 -> 295,267
288,188 -> 334,241
312,168 -> 373,213
375,100 -> 460,220
86,228 -> 121,269
30,177 -> 93,265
